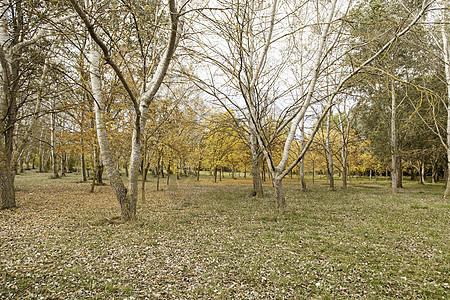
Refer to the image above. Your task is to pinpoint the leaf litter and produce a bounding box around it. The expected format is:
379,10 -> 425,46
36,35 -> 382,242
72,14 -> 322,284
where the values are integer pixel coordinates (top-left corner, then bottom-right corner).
1,174 -> 449,298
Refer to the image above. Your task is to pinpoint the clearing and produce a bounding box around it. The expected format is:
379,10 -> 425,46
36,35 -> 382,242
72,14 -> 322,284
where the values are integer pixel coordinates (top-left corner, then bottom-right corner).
1,172 -> 449,298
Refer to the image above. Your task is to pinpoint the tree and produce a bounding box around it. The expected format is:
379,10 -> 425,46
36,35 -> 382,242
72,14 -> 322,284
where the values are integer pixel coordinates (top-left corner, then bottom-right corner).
69,0 -> 183,220
0,1 -> 71,209
441,2 -> 450,196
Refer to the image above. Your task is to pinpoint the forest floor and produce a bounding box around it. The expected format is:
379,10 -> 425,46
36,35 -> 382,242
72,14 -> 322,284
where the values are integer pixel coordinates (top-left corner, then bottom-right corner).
1,171 -> 449,299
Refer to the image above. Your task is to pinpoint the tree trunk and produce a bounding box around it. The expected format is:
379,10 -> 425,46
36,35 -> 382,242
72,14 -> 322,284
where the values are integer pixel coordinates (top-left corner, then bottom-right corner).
312,160 -> 315,184
81,153 -> 87,181
90,148 -> 97,193
196,160 -> 201,181
326,107 -> 334,190
39,131 -> 44,172
166,163 -> 171,185
418,161 -> 424,184
51,111 -> 59,179
299,120 -> 307,191
442,6 -> 450,197
396,158 -> 403,189
141,138 -> 149,203
96,164 -> 103,184
25,150 -> 31,170
156,158 -> 161,191
250,132 -> 264,197
89,39 -> 132,220
432,159 -> 438,183
272,176 -> 286,210
141,162 -> 149,203
0,137 -> 16,209
391,80 -> 398,194
61,152 -> 66,177
421,161 -> 426,184
342,163 -> 348,188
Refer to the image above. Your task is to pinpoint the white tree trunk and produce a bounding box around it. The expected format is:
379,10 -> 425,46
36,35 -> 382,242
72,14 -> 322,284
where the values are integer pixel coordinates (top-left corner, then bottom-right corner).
442,4 -> 450,197
391,80 -> 398,193
338,111 -> 349,189
326,106 -> 334,189
88,41 -> 132,219
299,119 -> 307,191
76,0 -> 181,219
258,0 -> 338,208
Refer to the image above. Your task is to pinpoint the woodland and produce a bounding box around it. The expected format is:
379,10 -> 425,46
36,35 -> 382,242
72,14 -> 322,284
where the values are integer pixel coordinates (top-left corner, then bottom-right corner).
0,0 -> 449,298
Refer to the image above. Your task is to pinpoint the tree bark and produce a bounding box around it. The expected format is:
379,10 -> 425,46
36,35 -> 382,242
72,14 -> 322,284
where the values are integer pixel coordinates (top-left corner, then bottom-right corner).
196,160 -> 201,181
418,160 -> 424,184
61,152 -> 66,177
156,157 -> 161,191
39,131 -> 44,172
442,5 -> 450,197
81,153 -> 87,181
74,0 -> 181,220
338,108 -> 349,189
88,38 -> 132,219
299,120 -> 307,191
141,138 -> 149,203
326,106 -> 334,190
272,177 -> 285,210
391,80 -> 398,194
0,135 -> 15,209
25,150 -> 31,170
250,131 -> 263,197
396,157 -> 403,189
50,110 -> 59,179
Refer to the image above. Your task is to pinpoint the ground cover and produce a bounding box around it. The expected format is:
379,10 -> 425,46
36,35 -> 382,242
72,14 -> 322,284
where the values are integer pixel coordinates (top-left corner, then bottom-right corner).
1,172 -> 449,299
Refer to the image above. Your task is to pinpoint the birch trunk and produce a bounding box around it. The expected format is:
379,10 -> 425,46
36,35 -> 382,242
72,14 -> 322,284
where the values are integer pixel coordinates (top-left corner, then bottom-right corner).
391,80 -> 398,194
442,5 -> 450,197
89,41 -> 131,219
258,0 -> 337,207
253,0 -> 430,207
74,0 -> 181,220
339,114 -> 349,189
326,107 -> 334,190
299,120 -> 307,191
273,177 -> 285,209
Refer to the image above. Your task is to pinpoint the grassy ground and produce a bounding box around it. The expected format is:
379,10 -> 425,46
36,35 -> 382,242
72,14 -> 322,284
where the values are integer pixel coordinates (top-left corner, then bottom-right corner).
1,171 -> 449,299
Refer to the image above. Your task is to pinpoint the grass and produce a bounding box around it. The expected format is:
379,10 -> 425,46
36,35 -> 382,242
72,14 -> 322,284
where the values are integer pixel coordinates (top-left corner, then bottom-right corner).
1,171 -> 449,299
